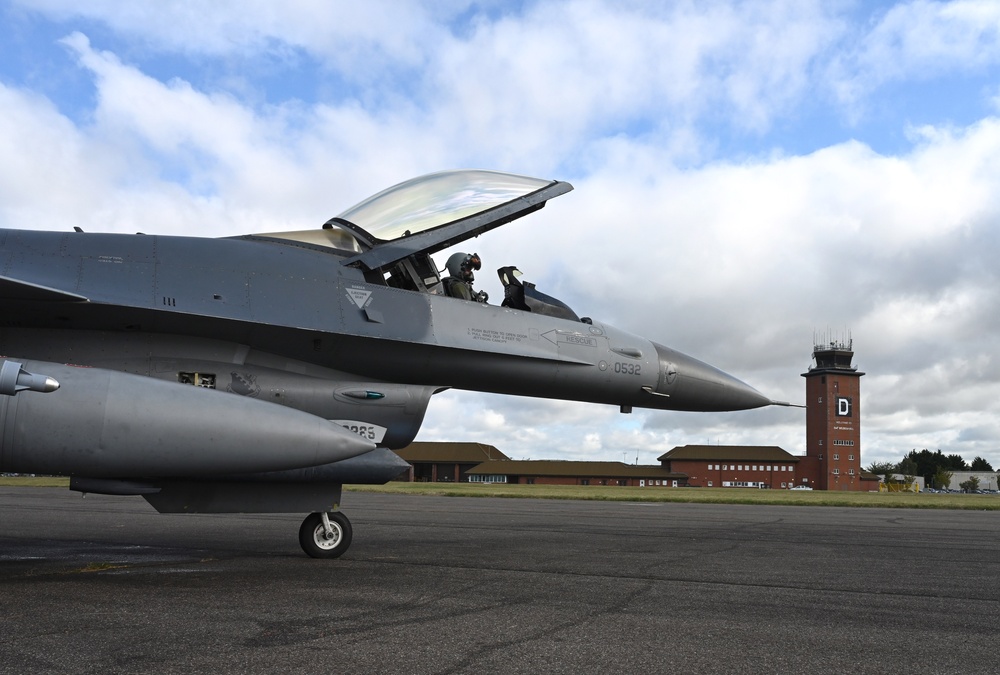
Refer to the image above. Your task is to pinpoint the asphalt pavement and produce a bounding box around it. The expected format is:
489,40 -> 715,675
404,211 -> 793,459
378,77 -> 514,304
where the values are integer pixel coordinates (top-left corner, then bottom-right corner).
1,487 -> 998,674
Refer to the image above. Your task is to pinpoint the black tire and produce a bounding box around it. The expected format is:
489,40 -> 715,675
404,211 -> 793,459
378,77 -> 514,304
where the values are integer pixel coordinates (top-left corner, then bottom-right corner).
299,511 -> 353,559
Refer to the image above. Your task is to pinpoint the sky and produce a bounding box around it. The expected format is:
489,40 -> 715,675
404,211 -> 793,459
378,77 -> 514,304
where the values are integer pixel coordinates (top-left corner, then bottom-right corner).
3,0 -> 1000,469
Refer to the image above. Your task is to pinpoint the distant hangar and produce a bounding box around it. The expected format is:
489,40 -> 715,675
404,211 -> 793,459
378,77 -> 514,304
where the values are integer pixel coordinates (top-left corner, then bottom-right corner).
395,442 -> 684,486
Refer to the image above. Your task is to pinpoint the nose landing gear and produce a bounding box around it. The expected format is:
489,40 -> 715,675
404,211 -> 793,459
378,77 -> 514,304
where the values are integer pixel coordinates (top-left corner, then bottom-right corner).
299,511 -> 353,558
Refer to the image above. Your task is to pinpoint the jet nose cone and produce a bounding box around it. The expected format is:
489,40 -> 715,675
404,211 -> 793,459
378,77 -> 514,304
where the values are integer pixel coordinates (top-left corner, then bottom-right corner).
653,342 -> 771,412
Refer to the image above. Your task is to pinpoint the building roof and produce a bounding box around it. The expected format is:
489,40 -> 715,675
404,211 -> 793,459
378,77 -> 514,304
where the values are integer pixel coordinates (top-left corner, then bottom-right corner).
467,460 -> 685,479
395,442 -> 509,463
657,445 -> 800,463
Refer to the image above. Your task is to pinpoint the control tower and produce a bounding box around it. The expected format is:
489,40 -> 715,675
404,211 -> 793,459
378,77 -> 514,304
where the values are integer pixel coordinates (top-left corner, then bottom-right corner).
800,336 -> 866,491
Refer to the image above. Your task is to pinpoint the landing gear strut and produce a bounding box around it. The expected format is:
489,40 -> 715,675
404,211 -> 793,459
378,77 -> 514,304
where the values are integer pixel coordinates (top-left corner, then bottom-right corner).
299,511 -> 353,558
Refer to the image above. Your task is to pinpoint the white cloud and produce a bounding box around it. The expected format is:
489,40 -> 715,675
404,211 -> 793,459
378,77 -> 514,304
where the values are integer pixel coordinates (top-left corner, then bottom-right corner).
831,0 -> 1000,109
15,0 -> 848,159
0,32 -> 451,234
17,0 -> 450,68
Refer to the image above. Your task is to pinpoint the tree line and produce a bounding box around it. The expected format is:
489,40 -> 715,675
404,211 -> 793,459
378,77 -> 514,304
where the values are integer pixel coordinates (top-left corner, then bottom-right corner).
866,449 -> 995,490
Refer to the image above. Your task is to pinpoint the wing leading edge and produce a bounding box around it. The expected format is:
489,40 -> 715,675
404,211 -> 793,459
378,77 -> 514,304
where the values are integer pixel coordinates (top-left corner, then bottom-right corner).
0,276 -> 89,303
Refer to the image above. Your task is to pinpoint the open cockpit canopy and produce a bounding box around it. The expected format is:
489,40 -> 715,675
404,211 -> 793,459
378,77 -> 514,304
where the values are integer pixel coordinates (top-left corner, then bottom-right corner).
334,170 -> 557,244
331,169 -> 571,272
251,169 -> 571,267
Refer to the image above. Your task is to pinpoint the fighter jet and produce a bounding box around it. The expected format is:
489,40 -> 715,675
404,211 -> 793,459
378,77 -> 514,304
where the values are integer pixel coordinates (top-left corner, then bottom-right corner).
0,169 -> 773,558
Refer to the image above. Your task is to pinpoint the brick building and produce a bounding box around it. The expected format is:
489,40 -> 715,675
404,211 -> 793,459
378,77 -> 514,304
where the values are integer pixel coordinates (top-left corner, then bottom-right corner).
394,442 -> 509,482
393,443 -> 686,486
657,445 -> 803,488
466,460 -> 686,486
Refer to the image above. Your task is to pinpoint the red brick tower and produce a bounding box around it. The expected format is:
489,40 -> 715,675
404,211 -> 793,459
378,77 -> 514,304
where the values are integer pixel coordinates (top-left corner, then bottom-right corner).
800,338 -> 865,491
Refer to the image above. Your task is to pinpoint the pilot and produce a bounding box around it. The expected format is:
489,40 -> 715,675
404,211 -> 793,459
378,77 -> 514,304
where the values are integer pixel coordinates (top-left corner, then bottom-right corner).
443,252 -> 488,303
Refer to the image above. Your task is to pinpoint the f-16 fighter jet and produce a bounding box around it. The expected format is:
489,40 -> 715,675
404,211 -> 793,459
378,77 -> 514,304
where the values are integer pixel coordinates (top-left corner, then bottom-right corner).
0,169 -> 775,557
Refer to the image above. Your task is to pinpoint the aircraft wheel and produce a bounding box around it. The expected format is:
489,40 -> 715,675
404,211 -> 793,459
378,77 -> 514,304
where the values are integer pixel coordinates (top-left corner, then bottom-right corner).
299,511 -> 353,559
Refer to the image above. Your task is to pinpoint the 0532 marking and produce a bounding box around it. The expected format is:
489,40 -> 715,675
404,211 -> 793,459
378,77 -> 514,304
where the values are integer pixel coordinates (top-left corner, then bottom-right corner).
613,362 -> 641,375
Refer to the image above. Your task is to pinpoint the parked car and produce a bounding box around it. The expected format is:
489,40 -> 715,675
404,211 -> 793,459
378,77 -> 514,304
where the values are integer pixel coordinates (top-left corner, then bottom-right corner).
789,485 -> 813,491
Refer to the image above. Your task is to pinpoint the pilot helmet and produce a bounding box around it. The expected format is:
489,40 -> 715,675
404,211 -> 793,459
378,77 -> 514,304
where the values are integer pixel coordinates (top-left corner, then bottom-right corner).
446,252 -> 481,281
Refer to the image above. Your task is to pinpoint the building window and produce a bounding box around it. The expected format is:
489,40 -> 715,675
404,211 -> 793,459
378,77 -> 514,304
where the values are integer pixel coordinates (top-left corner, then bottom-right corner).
707,481 -> 713,487
848,454 -> 854,461
708,463 -> 712,471
469,474 -> 507,483
849,469 -> 855,475
818,397 -> 823,403
833,454 -> 839,460
738,465 -> 743,471
833,469 -> 840,475
781,482 -> 787,488
722,464 -> 728,470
